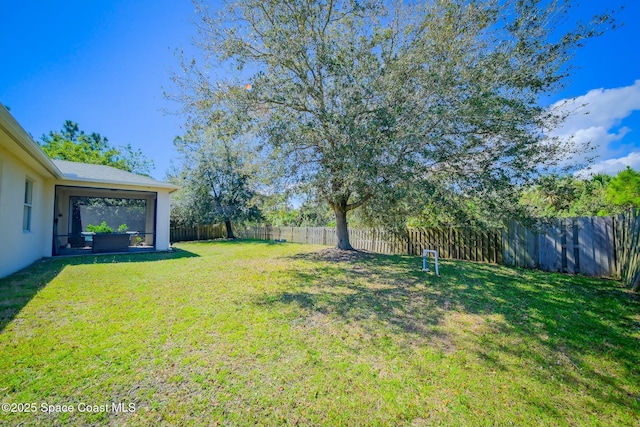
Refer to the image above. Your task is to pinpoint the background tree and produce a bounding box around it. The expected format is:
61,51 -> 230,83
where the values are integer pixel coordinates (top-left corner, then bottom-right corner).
520,174 -> 616,218
255,193 -> 334,227
253,193 -> 300,227
41,120 -> 154,175
519,169 -> 640,218
607,167 -> 640,209
171,118 -> 261,238
173,0 -> 613,249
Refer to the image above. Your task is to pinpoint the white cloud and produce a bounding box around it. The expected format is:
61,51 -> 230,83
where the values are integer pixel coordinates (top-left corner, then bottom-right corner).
576,151 -> 640,177
552,80 -> 640,134
569,126 -> 630,160
549,80 -> 640,164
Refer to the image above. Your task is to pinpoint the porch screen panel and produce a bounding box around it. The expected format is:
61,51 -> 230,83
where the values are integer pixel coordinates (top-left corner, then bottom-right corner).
70,197 -> 147,234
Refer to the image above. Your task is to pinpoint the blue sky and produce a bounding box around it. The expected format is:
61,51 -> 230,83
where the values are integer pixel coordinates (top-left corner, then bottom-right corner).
1,0 -> 639,180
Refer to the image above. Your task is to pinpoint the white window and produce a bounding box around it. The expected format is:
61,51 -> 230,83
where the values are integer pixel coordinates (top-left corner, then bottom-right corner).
23,179 -> 33,231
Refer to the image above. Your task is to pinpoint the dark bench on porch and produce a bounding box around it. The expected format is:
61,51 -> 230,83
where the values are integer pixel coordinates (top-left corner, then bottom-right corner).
92,233 -> 131,253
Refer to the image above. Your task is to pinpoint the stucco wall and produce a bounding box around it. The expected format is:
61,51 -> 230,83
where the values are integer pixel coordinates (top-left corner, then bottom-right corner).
155,191 -> 172,251
0,145 -> 54,278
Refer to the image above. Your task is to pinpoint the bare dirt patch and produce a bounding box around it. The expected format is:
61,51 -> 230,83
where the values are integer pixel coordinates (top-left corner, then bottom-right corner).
299,248 -> 377,263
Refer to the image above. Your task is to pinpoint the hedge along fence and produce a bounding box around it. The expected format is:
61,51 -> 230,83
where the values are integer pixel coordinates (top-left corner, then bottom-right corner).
170,210 -> 640,287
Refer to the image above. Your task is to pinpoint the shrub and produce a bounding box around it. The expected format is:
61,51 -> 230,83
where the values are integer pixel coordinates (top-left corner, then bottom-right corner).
86,221 -> 113,234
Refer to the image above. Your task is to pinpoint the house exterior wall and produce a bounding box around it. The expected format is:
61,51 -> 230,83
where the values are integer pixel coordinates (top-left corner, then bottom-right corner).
155,191 -> 171,251
144,194 -> 155,246
0,107 -> 176,278
0,145 -> 54,278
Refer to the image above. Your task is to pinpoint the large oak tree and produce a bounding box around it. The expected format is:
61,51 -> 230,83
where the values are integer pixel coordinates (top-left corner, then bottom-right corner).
173,0 -> 613,249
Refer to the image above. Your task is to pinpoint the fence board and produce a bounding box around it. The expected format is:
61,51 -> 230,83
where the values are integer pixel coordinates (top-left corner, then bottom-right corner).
549,221 -> 562,272
538,223 -> 554,272
552,221 -> 563,272
565,219 -> 577,274
502,226 -> 512,267
614,209 -> 640,289
578,218 -> 596,276
600,217 -> 615,277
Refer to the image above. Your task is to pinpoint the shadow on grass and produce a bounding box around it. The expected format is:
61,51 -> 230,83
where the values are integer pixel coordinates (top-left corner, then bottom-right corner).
0,248 -> 199,332
259,249 -> 640,412
176,238 -> 286,246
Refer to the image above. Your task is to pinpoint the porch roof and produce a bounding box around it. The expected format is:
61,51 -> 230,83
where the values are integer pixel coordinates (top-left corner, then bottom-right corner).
53,160 -> 179,191
1,106 -> 178,192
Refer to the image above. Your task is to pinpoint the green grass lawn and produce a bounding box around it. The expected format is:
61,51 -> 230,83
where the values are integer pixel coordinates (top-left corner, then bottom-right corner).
0,240 -> 639,426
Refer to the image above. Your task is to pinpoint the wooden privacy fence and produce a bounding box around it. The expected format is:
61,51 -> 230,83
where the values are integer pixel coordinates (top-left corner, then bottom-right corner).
614,209 -> 640,290
170,211 -> 640,285
502,217 -> 616,277
170,223 -> 226,242
234,222 -> 613,275
235,226 -> 504,263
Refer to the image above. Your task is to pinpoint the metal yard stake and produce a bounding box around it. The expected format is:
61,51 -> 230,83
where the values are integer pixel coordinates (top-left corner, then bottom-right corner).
422,249 -> 439,276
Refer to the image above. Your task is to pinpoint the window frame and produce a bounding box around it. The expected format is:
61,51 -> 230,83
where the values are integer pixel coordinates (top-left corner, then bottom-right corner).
23,179 -> 33,232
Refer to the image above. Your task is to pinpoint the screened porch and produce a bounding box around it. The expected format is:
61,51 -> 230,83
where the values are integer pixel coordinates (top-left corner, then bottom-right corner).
53,185 -> 158,256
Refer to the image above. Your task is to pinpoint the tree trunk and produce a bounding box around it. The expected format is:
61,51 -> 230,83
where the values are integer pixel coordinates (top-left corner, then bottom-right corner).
333,204 -> 354,250
224,219 -> 235,239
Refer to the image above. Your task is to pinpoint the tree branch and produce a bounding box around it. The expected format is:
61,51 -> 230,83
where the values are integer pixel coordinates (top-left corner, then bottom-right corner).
346,193 -> 373,211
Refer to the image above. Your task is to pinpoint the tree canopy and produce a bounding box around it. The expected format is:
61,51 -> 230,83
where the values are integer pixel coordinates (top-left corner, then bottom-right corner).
40,120 -> 154,176
172,0 -> 613,249
170,116 -> 261,238
519,168 -> 640,218
607,167 -> 640,209
521,173 -> 615,218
